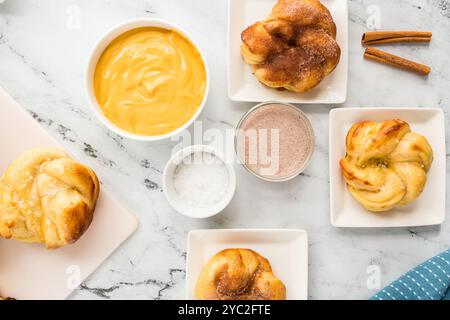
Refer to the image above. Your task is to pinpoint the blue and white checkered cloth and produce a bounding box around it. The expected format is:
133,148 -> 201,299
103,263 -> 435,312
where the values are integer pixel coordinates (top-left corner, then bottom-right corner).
370,249 -> 450,300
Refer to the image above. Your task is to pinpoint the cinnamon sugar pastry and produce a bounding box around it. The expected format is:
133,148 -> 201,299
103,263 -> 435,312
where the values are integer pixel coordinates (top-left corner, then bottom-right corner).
0,147 -> 100,249
195,249 -> 286,300
241,0 -> 341,92
340,120 -> 433,212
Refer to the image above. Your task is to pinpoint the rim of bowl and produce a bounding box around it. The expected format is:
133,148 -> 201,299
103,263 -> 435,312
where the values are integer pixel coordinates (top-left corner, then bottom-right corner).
162,145 -> 237,219
234,101 -> 316,183
86,18 -> 210,142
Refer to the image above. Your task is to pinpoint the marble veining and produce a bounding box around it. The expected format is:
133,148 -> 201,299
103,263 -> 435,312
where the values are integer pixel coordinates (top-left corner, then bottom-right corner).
0,0 -> 449,300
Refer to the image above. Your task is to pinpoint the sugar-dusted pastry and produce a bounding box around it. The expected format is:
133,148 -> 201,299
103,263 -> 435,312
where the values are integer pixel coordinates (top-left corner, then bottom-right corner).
241,0 -> 341,92
195,249 -> 286,300
0,147 -> 100,249
340,120 -> 433,212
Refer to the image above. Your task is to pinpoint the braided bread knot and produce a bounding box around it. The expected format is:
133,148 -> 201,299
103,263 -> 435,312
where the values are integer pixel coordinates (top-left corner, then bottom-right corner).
241,0 -> 341,92
195,249 -> 286,300
340,120 -> 433,212
0,147 -> 100,249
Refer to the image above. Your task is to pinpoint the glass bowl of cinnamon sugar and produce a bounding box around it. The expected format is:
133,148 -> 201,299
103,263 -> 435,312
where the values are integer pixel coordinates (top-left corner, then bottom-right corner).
235,102 -> 315,182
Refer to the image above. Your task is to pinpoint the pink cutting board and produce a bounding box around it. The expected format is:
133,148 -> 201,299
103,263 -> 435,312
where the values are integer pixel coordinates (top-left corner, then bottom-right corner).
0,86 -> 139,300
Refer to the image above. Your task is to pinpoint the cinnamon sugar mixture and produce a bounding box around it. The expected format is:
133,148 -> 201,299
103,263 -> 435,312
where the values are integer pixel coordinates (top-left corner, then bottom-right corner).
238,104 -> 314,179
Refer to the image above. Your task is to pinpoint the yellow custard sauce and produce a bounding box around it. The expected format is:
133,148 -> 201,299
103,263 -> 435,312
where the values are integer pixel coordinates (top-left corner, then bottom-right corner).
94,27 -> 207,136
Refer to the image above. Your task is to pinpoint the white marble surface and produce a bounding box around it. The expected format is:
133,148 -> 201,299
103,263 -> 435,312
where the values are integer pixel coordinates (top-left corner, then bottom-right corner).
0,0 -> 449,300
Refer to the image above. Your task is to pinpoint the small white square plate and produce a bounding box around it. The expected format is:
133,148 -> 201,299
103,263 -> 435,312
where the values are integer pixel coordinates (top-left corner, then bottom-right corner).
227,0 -> 348,104
186,229 -> 308,300
329,108 -> 446,228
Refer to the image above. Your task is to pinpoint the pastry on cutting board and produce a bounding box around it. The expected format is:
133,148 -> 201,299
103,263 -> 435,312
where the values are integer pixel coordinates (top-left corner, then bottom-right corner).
0,146 -> 100,249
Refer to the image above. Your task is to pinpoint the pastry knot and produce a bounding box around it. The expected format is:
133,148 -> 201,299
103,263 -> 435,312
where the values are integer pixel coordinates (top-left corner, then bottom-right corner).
195,249 -> 286,300
0,147 -> 100,249
241,0 -> 341,92
340,120 -> 433,212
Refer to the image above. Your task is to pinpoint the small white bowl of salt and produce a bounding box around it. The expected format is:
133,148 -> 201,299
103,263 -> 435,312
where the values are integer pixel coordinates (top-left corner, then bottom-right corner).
163,145 -> 236,219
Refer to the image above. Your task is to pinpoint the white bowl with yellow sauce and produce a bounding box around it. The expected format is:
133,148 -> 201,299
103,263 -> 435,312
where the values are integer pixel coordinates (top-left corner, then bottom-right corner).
87,18 -> 209,141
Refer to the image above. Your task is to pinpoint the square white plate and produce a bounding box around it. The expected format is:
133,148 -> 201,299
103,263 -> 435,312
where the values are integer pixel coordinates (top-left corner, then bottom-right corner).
329,108 -> 446,228
227,0 -> 348,104
186,229 -> 308,300
0,86 -> 139,300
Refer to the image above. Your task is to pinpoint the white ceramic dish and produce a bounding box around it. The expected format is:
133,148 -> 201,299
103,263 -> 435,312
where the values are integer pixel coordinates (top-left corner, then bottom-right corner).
0,86 -> 139,300
186,229 -> 308,300
86,18 -> 210,142
329,108 -> 446,228
227,0 -> 348,104
163,145 -> 237,219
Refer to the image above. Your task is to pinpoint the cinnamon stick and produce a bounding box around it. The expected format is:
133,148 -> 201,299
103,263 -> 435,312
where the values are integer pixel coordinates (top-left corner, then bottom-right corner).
362,31 -> 432,45
364,47 -> 431,75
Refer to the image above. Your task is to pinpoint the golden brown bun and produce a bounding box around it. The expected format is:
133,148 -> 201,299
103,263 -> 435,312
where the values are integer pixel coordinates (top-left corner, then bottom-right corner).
241,0 -> 340,92
195,249 -> 286,300
340,120 -> 433,212
0,147 -> 100,249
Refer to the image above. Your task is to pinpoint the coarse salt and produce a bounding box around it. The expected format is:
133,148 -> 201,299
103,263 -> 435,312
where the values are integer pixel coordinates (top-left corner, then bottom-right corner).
173,152 -> 229,209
